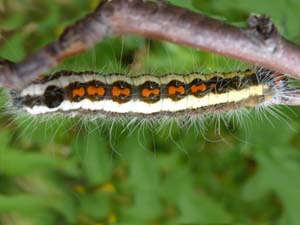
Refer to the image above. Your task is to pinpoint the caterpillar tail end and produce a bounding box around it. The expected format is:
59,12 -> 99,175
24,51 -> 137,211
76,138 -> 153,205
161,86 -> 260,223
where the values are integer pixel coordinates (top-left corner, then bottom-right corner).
277,87 -> 300,106
9,90 -> 24,109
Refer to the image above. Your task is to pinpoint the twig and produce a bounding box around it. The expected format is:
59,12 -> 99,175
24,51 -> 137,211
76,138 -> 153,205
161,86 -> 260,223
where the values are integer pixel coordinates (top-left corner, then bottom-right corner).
0,0 -> 300,90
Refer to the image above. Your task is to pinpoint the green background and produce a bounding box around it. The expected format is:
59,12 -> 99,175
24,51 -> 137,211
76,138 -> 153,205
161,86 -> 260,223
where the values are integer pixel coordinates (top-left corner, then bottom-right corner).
1,0 -> 300,224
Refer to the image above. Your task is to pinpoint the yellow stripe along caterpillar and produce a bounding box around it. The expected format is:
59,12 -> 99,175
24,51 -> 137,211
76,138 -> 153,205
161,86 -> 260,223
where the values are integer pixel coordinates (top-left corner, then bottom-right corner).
9,67 -> 295,121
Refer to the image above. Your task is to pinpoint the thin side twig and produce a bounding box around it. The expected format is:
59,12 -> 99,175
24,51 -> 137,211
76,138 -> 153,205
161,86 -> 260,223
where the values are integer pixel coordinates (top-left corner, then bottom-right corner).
0,0 -> 300,90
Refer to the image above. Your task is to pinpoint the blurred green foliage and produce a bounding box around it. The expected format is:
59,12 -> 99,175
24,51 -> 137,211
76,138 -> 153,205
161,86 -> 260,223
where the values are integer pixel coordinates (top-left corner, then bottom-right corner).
0,0 -> 300,224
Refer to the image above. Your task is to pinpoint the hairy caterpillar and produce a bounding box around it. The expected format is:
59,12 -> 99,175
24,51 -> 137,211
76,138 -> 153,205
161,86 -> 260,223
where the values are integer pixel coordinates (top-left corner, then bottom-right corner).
9,67 -> 291,121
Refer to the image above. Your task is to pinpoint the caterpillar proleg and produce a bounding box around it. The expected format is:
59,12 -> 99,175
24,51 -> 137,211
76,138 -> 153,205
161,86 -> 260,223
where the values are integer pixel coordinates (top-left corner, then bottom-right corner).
10,67 -> 293,120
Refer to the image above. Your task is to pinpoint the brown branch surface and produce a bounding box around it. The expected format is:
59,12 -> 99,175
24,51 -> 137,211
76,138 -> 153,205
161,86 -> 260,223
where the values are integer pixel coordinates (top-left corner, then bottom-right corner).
1,0 -> 300,90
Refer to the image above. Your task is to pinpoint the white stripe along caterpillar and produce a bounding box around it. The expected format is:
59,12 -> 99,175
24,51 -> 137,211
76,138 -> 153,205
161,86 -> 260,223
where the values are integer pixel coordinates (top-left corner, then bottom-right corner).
10,67 -> 291,120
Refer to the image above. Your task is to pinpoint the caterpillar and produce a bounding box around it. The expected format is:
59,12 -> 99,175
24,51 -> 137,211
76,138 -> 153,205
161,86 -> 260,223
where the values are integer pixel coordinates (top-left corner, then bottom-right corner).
9,67 -> 292,120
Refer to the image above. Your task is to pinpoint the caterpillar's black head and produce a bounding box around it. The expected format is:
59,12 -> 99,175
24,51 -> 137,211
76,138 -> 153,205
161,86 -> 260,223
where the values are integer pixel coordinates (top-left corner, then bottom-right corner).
43,85 -> 64,108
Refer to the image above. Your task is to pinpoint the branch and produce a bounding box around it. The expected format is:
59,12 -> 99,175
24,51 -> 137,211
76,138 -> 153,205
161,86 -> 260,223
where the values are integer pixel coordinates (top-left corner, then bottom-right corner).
1,0 -> 300,90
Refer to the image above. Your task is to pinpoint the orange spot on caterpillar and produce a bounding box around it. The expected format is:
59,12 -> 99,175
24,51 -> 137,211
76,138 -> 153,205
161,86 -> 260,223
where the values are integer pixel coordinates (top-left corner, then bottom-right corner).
72,87 -> 85,97
191,84 -> 206,93
141,88 -> 160,98
112,86 -> 131,97
87,86 -> 105,96
168,86 -> 185,95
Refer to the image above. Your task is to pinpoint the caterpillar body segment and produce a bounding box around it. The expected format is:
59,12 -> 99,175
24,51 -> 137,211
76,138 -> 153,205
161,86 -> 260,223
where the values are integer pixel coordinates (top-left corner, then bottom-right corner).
11,68 -> 290,118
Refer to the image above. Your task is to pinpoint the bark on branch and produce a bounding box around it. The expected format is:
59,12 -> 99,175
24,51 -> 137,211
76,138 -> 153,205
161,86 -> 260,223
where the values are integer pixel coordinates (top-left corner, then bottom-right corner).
0,0 -> 300,90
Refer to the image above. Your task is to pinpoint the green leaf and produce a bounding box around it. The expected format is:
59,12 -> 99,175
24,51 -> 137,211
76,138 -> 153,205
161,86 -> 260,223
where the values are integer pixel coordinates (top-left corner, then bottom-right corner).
177,190 -> 232,224
73,131 -> 112,185
80,193 -> 110,220
0,194 -> 48,214
243,147 -> 300,225
0,152 -> 59,176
